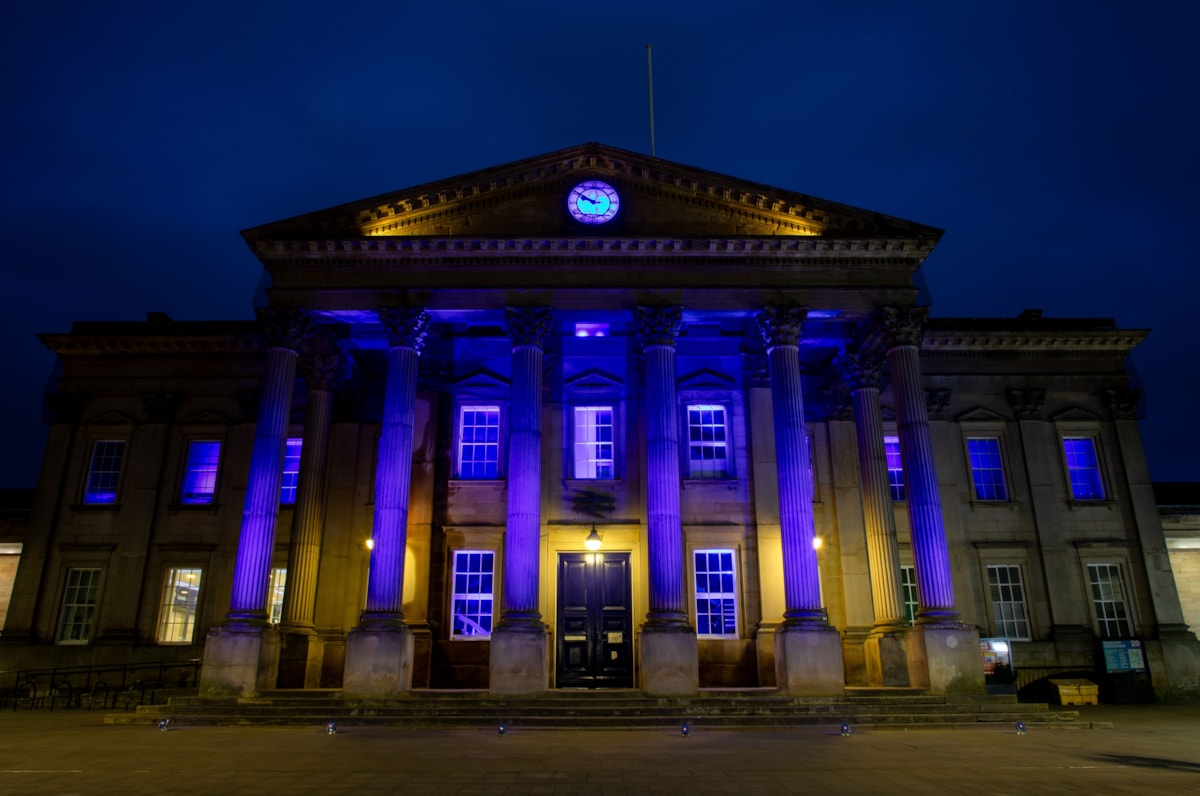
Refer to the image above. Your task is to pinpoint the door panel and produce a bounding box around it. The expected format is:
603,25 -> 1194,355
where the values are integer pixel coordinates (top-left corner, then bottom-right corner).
556,552 -> 633,688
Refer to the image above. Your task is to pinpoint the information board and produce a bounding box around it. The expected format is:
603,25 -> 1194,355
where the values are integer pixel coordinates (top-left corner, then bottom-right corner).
1101,639 -> 1147,673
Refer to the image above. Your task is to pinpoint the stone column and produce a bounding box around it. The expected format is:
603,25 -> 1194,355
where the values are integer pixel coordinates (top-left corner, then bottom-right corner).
201,308 -> 309,697
837,349 -> 912,687
878,306 -> 983,694
635,306 -> 698,695
343,307 -> 430,698
756,306 -> 843,695
277,334 -> 340,688
490,307 -> 552,694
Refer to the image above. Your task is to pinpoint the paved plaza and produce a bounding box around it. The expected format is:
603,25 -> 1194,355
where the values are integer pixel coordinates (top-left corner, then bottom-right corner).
1,704 -> 1199,794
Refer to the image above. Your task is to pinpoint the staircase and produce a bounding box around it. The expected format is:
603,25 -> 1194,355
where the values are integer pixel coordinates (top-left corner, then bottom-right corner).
106,688 -> 1100,730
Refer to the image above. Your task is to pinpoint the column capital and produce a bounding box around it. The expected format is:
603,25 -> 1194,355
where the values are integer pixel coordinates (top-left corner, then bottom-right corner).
926,388 -> 952,420
298,346 -> 342,391
505,306 -> 553,348
635,305 -> 683,348
378,307 -> 431,351
1102,387 -> 1142,420
756,306 -> 808,348
875,306 -> 929,349
835,350 -> 885,391
1006,388 -> 1046,420
260,308 -> 312,352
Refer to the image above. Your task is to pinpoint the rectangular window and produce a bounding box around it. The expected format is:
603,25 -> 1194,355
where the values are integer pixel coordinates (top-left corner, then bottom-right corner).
968,437 -> 1009,501
58,568 -> 101,643
450,550 -> 494,638
1088,563 -> 1133,638
687,405 -> 729,479
694,549 -> 738,638
1063,437 -> 1105,500
180,440 -> 221,505
900,565 -> 919,623
83,441 -> 125,505
573,406 -> 614,479
884,435 -> 905,502
156,567 -> 202,644
280,438 -> 302,505
986,564 -> 1030,640
268,567 -> 287,625
458,406 -> 500,479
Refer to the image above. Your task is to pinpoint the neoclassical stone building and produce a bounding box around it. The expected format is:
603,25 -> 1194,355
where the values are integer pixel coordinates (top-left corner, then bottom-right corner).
3,143 -> 1197,699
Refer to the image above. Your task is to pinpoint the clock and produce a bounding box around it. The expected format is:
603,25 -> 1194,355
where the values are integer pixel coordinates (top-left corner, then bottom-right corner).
567,180 -> 620,224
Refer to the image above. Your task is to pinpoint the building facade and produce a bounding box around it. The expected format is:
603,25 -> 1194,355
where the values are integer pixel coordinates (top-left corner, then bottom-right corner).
2,144 -> 1197,699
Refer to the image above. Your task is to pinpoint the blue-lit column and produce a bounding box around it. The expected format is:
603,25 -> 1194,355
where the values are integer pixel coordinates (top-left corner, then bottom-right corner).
756,306 -> 843,695
343,307 -> 430,697
837,348 -> 912,687
490,307 -> 552,694
877,306 -> 983,694
200,308 -> 309,697
277,333 -> 340,688
635,306 -> 697,695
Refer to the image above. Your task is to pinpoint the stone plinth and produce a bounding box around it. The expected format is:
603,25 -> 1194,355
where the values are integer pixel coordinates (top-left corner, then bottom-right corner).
641,627 -> 698,696
775,624 -> 845,696
908,623 -> 985,694
489,626 -> 548,694
342,625 -> 414,698
865,626 -> 913,687
199,624 -> 280,697
276,629 -> 325,689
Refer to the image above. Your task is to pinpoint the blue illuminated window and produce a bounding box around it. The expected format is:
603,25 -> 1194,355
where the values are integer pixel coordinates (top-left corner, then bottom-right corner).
280,438 -> 302,504
574,322 -> 609,337
83,441 -> 125,505
180,441 -> 221,505
574,406 -> 614,479
1063,437 -> 1105,500
967,438 -> 1008,501
450,550 -> 494,638
884,435 -> 905,501
694,549 -> 737,637
458,406 -> 500,479
687,405 -> 729,479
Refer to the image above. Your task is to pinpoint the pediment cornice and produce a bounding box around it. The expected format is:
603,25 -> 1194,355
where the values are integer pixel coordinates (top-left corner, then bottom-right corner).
922,329 -> 1147,354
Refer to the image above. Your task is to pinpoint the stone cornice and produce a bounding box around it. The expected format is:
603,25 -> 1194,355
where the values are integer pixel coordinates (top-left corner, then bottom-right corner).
40,334 -> 264,357
922,329 -> 1148,354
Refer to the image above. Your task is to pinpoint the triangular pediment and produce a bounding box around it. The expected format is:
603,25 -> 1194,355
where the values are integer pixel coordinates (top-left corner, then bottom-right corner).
955,406 -> 1010,424
84,410 -> 138,426
677,368 -> 737,391
563,369 -> 624,391
243,143 -> 941,243
1051,406 -> 1101,423
453,369 -> 510,397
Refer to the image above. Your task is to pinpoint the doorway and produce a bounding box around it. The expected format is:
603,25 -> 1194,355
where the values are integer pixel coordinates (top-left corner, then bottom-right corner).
556,552 -> 633,688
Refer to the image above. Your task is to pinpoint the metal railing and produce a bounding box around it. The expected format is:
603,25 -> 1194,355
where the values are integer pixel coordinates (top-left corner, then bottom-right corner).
0,659 -> 201,711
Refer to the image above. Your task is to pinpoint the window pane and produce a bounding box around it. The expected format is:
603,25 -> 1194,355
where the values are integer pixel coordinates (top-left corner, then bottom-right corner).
1063,437 -> 1105,500
268,567 -> 287,625
986,565 -> 1030,639
280,438 -> 302,505
574,406 -> 615,479
687,405 -> 729,479
58,568 -> 101,643
967,438 -> 1009,501
451,550 -> 495,638
458,407 -> 500,479
1088,563 -> 1132,638
181,440 -> 222,505
157,568 -> 202,643
84,441 -> 125,505
884,435 -> 905,502
900,565 -> 919,623
694,549 -> 737,637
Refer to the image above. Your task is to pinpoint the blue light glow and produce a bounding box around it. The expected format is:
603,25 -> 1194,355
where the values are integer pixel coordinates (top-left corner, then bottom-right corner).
180,440 -> 221,505
574,323 -> 609,337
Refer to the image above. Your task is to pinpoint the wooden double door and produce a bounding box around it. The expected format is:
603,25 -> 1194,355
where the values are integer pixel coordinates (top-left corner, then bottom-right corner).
555,552 -> 633,688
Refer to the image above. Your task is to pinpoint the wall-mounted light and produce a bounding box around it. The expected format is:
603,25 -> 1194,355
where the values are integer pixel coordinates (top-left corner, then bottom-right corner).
584,524 -> 602,551
811,536 -> 823,551
365,538 -> 375,551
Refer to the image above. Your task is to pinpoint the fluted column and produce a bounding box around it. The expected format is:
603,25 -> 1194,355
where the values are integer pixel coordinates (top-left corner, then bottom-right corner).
500,306 -> 551,627
837,350 -> 907,627
877,307 -> 957,620
636,306 -> 688,626
361,307 -> 430,625
228,309 -> 310,622
756,307 -> 824,624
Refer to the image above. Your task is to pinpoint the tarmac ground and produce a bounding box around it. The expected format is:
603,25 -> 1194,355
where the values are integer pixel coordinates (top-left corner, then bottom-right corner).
1,703 -> 1199,795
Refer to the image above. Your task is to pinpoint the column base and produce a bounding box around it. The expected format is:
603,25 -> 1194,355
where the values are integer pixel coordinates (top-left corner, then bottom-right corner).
865,624 -> 913,688
489,625 -> 549,694
775,623 -> 845,696
342,624 -> 414,698
276,628 -> 325,689
908,623 -> 985,695
199,624 -> 280,697
1155,628 -> 1200,700
640,626 -> 698,696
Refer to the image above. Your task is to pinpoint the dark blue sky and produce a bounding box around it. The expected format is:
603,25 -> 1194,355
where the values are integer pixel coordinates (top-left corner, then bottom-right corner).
2,2 -> 1198,487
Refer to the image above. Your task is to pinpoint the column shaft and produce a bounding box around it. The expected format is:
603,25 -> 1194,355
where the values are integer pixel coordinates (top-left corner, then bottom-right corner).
501,341 -> 544,623
280,385 -> 333,629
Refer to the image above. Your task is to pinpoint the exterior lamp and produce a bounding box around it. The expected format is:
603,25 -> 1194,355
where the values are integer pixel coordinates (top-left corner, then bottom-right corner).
812,536 -> 823,551
365,538 -> 375,551
584,525 -> 602,551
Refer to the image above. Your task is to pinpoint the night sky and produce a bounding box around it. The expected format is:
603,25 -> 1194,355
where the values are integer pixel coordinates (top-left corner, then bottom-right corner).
3,2 -> 1198,488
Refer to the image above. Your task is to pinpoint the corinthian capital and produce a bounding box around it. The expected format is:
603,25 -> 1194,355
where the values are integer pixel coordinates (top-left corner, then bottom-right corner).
1102,387 -> 1142,420
378,307 -> 431,351
634,306 -> 683,348
876,306 -> 929,349
260,308 -> 312,352
834,350 -> 884,391
755,306 -> 807,348
505,306 -> 553,348
1006,388 -> 1046,420
299,332 -> 342,390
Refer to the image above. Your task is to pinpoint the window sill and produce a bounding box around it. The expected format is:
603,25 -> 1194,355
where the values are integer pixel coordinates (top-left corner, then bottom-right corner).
682,478 -> 739,490
168,502 -> 221,513
1067,499 -> 1117,512
449,479 -> 505,488
969,500 -> 1021,513
71,503 -> 121,513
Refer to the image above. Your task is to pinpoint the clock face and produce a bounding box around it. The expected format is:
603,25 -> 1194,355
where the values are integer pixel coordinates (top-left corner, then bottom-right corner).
567,180 -> 620,224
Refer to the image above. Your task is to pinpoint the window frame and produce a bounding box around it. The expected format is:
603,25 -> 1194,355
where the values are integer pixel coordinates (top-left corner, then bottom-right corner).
1086,561 -> 1135,638
82,440 -> 127,506
966,436 -> 1010,503
900,564 -> 919,624
280,437 -> 303,505
1060,434 -> 1107,502
268,567 -> 287,625
571,405 -> 617,480
179,439 -> 223,506
692,548 -> 740,639
155,566 -> 204,645
683,403 -> 733,480
454,404 -> 504,481
449,549 -> 496,640
57,567 -> 103,644
985,563 -> 1031,640
883,434 -> 905,502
